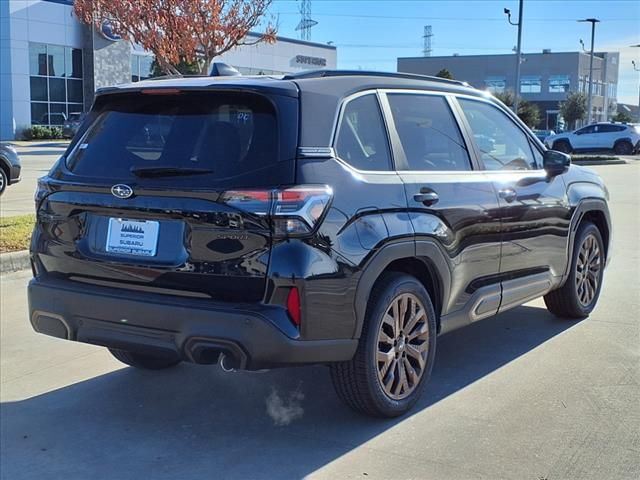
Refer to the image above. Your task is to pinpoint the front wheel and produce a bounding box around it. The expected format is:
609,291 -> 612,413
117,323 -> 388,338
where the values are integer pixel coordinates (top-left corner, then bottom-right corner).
544,221 -> 605,318
330,272 -> 437,417
109,348 -> 181,370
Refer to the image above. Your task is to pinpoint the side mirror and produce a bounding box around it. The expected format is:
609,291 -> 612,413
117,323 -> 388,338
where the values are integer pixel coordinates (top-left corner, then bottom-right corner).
543,150 -> 571,176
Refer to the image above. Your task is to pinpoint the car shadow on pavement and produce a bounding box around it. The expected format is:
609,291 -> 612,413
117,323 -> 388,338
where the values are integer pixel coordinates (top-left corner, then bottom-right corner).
1,305 -> 581,479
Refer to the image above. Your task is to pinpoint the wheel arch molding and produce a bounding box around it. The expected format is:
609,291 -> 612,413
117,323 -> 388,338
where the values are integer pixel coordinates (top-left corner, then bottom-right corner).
353,239 -> 451,339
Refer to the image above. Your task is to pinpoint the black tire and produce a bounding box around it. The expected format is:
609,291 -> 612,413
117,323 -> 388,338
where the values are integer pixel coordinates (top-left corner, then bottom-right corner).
544,221 -> 605,318
613,141 -> 633,155
0,167 -> 7,195
553,140 -> 572,154
108,348 -> 180,370
330,272 -> 437,417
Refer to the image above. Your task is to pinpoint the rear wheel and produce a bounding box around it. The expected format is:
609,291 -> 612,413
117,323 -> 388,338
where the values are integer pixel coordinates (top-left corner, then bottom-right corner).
544,222 -> 604,318
553,140 -> 572,154
330,272 -> 437,417
613,141 -> 633,155
108,348 -> 180,370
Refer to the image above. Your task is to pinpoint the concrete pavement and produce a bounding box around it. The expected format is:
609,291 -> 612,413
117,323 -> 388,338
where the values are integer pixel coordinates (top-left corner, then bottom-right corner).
1,162 -> 639,479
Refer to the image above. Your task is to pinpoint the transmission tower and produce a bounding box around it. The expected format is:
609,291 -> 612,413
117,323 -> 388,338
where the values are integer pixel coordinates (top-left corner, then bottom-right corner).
423,25 -> 433,57
295,0 -> 318,41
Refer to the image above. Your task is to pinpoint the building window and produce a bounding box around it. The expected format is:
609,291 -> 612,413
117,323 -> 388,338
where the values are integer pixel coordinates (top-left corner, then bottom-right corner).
29,43 -> 83,126
131,54 -> 155,82
485,76 -> 506,94
520,76 -> 541,93
548,75 -> 570,93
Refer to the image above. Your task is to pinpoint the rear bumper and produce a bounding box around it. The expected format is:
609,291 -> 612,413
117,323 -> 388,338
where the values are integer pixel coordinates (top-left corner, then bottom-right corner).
28,277 -> 357,370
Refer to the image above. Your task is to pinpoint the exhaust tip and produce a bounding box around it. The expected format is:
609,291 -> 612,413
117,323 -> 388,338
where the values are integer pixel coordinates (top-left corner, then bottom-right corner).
220,353 -> 240,372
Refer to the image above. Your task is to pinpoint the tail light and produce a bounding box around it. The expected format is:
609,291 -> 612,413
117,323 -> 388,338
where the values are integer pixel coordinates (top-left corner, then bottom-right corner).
222,185 -> 332,237
34,176 -> 54,208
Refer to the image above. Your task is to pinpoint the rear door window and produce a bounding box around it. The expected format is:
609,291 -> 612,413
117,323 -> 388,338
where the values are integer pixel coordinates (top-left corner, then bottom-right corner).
335,94 -> 392,171
387,93 -> 471,171
66,91 -> 281,187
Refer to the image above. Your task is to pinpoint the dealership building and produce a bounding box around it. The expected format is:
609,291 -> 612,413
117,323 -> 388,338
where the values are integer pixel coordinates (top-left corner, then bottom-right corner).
0,0 -> 337,140
398,50 -> 620,130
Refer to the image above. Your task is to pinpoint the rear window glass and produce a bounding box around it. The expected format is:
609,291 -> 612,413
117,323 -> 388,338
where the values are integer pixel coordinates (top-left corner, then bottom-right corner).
66,91 -> 279,186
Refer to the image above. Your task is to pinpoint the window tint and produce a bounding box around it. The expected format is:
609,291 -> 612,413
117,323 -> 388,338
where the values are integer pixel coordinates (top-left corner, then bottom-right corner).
458,98 -> 536,171
576,125 -> 595,134
66,92 -> 280,187
335,94 -> 392,171
598,124 -> 625,133
388,94 -> 471,171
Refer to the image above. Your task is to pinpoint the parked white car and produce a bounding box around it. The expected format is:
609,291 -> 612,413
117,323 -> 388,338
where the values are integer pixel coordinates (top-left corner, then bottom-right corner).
545,123 -> 640,155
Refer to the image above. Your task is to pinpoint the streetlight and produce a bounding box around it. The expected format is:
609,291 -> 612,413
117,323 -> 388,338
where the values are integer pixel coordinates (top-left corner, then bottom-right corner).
632,45 -> 640,116
578,18 -> 600,124
504,1 -> 524,115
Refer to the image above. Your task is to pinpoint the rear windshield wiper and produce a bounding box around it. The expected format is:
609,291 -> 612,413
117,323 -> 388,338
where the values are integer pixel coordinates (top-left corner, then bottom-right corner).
130,167 -> 212,177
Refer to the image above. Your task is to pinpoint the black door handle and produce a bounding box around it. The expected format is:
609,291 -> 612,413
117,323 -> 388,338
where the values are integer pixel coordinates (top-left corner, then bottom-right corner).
413,190 -> 439,206
498,188 -> 517,203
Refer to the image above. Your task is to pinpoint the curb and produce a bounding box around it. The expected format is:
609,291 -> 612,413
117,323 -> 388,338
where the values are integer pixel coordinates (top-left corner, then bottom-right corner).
0,250 -> 31,274
572,159 -> 627,166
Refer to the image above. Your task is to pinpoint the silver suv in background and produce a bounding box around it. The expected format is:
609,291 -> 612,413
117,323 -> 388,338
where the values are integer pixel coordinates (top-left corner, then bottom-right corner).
545,123 -> 640,155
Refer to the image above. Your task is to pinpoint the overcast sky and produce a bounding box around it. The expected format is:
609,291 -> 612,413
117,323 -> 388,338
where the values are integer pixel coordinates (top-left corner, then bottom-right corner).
269,0 -> 640,105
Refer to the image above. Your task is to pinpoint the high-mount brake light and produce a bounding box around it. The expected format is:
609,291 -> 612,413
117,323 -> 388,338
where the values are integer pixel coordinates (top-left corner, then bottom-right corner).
140,88 -> 182,95
221,185 -> 333,237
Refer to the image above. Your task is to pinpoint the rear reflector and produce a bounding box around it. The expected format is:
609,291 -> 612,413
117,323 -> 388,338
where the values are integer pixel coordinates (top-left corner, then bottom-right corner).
287,287 -> 301,326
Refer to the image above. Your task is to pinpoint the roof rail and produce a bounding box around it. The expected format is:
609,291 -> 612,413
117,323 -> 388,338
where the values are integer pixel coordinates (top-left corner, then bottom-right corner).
282,69 -> 468,86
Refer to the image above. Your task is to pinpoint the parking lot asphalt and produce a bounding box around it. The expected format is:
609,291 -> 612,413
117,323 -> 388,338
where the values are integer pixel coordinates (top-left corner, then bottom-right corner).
1,162 -> 639,480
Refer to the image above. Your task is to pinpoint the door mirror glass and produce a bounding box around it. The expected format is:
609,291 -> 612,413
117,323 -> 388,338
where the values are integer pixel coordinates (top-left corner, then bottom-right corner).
543,150 -> 570,176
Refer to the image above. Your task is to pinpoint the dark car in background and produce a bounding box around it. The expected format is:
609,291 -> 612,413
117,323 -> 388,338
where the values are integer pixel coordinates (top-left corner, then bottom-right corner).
28,70 -> 611,417
0,143 -> 22,195
63,113 -> 86,139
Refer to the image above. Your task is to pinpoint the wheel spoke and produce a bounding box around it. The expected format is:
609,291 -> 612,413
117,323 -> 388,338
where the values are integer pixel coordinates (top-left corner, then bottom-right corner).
403,357 -> 419,384
378,350 -> 395,377
405,307 -> 425,335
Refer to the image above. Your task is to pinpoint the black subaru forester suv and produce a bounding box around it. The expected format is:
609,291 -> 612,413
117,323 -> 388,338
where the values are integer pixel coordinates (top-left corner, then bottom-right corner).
28,70 -> 611,417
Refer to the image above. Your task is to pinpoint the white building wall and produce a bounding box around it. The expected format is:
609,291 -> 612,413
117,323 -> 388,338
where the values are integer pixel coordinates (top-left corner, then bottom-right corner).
2,0 -> 83,139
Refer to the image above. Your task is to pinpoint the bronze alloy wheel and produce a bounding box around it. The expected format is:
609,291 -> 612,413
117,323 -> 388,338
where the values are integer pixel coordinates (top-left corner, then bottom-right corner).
376,293 -> 430,400
575,233 -> 602,307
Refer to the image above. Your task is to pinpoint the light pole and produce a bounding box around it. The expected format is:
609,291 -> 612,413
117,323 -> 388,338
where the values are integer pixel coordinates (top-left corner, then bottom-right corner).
504,1 -> 524,115
578,18 -> 600,124
632,45 -> 640,117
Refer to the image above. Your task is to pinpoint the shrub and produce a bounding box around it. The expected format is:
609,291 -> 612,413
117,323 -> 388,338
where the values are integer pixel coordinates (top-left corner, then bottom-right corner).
22,125 -> 64,140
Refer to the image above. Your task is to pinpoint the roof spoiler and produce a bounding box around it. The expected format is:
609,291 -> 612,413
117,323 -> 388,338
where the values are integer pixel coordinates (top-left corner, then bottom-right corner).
209,62 -> 241,77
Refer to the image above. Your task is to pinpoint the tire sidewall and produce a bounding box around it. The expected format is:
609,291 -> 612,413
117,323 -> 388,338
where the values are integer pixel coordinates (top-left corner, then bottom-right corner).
361,274 -> 437,417
567,223 -> 605,315
0,168 -> 7,195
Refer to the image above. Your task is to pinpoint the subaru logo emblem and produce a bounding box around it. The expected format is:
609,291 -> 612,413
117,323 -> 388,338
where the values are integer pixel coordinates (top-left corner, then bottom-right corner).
111,184 -> 133,199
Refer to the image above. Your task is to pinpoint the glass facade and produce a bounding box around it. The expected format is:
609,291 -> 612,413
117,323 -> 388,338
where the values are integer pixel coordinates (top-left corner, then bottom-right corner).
29,42 -> 83,126
131,54 -> 154,82
484,76 -> 506,94
548,75 -> 570,93
520,76 -> 541,93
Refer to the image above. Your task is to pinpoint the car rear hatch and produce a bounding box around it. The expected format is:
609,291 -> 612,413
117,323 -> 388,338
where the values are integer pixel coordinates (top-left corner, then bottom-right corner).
33,87 -> 299,302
